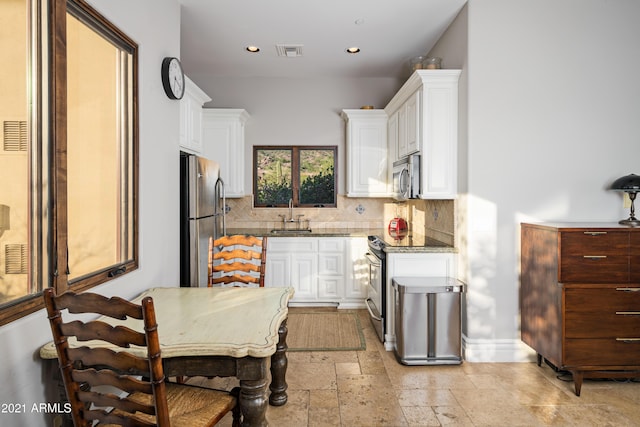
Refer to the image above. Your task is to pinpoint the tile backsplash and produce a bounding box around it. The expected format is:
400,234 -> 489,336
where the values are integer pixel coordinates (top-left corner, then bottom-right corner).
225,195 -> 455,245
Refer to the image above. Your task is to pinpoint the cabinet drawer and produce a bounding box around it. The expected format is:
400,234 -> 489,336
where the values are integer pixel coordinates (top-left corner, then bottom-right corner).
631,232 -> 640,282
565,287 -> 640,337
319,238 -> 345,253
565,338 -> 640,366
268,238 -> 317,253
560,257 -> 628,282
560,231 -> 630,282
560,230 -> 629,256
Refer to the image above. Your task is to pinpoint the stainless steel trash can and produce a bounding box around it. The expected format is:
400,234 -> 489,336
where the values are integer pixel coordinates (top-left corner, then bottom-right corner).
393,277 -> 464,365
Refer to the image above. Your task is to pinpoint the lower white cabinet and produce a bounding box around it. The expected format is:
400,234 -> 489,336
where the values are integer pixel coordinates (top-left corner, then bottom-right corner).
265,236 -> 367,307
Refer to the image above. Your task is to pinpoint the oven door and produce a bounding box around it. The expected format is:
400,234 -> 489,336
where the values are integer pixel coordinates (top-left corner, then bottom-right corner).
364,252 -> 384,342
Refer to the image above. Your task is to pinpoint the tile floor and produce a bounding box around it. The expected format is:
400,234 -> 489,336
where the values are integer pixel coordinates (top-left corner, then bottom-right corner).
207,309 -> 640,426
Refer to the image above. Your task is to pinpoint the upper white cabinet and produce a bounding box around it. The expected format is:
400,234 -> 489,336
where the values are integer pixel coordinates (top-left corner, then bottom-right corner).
385,70 -> 461,199
202,109 -> 250,198
179,76 -> 211,154
341,109 -> 390,198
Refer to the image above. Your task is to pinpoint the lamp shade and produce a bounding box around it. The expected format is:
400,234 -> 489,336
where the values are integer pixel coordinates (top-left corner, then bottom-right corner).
611,173 -> 640,191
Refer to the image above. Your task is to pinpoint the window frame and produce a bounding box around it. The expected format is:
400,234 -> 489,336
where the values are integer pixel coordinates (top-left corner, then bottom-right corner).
0,0 -> 139,326
253,145 -> 337,208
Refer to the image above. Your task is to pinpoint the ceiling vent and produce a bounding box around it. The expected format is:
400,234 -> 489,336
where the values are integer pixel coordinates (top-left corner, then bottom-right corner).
276,44 -> 303,57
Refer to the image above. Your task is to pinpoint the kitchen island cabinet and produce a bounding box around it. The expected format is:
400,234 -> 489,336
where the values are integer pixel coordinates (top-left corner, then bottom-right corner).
265,236 -> 367,307
520,222 -> 640,396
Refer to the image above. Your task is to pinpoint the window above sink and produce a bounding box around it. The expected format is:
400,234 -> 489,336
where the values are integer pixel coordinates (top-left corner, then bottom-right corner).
253,146 -> 337,208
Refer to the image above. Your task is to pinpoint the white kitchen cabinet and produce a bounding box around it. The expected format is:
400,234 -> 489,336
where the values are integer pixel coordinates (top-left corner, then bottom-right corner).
340,109 -> 390,198
201,109 -> 250,198
343,237 -> 368,305
385,70 -> 461,199
383,251 -> 456,351
387,111 -> 399,163
393,90 -> 421,161
179,76 -> 211,154
265,237 -> 367,307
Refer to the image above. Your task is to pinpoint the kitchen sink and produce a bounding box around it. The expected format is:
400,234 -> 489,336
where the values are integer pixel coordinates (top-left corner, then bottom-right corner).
270,228 -> 313,234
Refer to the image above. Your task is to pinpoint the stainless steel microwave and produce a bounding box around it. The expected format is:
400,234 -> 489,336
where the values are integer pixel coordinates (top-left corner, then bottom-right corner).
392,154 -> 420,200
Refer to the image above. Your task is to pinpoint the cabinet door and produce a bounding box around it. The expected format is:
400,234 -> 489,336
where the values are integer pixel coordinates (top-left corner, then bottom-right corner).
344,237 -> 368,300
318,276 -> 342,299
201,109 -> 249,198
344,110 -> 389,197
291,253 -> 317,300
388,111 -> 399,163
179,96 -> 203,154
405,91 -> 420,155
265,252 -> 291,288
397,105 -> 408,159
179,77 -> 211,154
419,82 -> 458,199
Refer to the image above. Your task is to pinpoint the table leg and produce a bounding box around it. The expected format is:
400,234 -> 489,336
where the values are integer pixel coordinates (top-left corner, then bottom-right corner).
239,377 -> 269,427
269,318 -> 288,406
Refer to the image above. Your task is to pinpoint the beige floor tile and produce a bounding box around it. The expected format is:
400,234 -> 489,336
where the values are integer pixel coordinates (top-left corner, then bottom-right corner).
206,309 -> 640,426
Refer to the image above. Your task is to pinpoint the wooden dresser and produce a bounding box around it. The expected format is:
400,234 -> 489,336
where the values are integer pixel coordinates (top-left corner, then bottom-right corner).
520,222 -> 640,396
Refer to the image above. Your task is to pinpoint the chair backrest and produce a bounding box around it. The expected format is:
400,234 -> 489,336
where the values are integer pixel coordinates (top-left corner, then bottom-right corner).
208,235 -> 267,287
43,288 -> 170,427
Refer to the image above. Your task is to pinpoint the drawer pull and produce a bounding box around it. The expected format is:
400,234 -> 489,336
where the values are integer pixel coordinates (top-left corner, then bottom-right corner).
616,311 -> 640,316
616,287 -> 640,292
583,231 -> 607,235
616,338 -> 640,343
582,255 -> 607,259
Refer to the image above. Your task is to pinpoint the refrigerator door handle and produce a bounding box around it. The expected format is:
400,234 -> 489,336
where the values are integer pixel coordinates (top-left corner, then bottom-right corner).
215,177 -> 226,237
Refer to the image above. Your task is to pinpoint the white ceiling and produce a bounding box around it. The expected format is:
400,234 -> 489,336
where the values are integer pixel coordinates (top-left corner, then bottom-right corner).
179,0 -> 467,79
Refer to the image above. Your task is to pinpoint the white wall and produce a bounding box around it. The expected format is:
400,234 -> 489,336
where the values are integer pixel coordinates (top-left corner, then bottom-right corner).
187,74 -> 402,195
434,0 -> 640,362
0,1 -> 182,425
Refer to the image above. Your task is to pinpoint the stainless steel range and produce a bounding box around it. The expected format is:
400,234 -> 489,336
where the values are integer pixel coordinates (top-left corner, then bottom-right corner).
364,236 -> 386,342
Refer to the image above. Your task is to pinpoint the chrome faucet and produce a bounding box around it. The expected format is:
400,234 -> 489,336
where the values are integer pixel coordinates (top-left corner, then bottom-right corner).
277,198 -> 306,229
288,198 -> 294,221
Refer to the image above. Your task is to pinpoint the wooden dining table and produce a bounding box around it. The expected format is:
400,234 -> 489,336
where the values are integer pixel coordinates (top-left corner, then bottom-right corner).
40,286 -> 295,427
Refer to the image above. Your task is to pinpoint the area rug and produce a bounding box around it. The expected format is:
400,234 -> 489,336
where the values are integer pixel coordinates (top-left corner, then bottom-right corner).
286,311 -> 366,352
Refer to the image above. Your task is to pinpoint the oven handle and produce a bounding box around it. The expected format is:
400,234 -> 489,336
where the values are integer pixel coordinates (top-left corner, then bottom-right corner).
365,298 -> 382,321
365,252 -> 381,266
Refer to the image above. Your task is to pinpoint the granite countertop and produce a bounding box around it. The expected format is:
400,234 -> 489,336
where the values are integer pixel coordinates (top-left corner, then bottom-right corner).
226,227 -> 379,238
226,228 -> 456,253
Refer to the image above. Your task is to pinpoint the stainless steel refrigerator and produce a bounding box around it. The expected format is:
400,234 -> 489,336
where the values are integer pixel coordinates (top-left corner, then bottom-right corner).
180,152 -> 226,287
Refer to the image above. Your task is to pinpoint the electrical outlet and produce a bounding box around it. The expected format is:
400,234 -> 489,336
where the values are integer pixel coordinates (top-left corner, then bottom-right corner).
623,193 -> 631,209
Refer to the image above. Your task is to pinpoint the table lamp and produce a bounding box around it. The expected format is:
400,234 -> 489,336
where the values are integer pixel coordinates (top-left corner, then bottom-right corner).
610,173 -> 640,226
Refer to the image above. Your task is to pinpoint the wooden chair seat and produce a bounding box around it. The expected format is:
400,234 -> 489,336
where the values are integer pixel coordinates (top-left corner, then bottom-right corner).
106,384 -> 238,427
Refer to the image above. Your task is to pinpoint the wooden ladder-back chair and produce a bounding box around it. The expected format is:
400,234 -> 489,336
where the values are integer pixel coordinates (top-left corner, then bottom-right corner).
208,235 -> 267,287
43,288 -> 241,427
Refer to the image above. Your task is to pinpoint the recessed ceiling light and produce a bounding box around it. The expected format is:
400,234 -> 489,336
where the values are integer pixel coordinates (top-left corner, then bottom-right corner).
346,47 -> 361,54
246,46 -> 260,53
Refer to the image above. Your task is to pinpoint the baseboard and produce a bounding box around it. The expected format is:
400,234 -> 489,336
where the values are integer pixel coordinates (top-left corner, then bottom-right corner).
462,334 -> 537,363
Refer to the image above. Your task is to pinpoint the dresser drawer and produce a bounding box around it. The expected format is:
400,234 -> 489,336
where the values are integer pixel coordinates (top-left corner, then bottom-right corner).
565,287 -> 640,337
631,232 -> 640,282
560,231 -> 630,282
565,338 -> 640,366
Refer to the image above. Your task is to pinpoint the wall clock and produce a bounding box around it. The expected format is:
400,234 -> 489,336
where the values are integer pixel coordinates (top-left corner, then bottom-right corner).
161,57 -> 185,100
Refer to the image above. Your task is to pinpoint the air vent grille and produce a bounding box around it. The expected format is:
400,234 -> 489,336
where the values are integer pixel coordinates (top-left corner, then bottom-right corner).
275,44 -> 303,57
3,120 -> 28,151
5,244 -> 28,274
